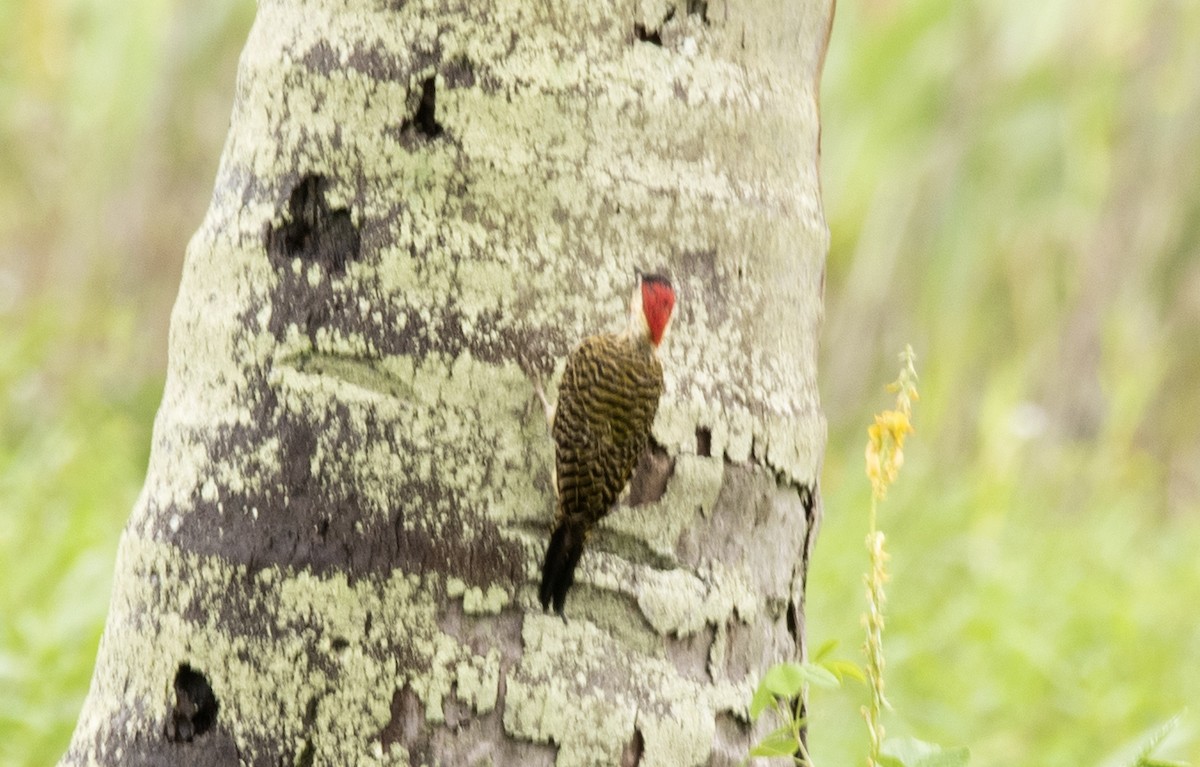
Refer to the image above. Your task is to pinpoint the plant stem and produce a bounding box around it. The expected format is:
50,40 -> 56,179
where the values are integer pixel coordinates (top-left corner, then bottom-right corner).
863,496 -> 888,766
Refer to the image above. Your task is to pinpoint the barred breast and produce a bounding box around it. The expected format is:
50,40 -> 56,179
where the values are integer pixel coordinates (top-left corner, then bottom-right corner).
552,333 -> 664,527
538,333 -> 664,614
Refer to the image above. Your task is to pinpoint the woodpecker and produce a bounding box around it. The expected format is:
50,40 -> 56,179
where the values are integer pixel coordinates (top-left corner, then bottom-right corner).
539,272 -> 676,615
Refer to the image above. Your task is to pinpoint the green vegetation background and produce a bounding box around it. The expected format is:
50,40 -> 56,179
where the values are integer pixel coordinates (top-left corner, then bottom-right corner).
2,0 -> 1198,764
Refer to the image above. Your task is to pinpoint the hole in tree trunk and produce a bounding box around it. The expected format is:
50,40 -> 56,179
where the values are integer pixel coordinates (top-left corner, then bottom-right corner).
633,23 -> 662,45
627,440 -> 673,506
633,8 -> 674,46
266,174 -> 361,275
408,77 -> 444,138
165,664 -> 219,743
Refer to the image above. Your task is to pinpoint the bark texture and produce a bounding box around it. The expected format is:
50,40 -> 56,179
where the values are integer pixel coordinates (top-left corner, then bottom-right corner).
63,0 -> 833,764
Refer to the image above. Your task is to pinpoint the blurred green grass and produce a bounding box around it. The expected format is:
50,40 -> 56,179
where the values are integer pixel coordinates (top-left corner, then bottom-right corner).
0,305 -> 159,766
810,0 -> 1200,763
2,0 -> 1199,764
0,1 -> 253,764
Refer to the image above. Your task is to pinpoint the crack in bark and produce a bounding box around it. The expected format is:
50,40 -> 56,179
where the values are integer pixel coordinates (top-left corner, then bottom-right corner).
794,482 -> 819,754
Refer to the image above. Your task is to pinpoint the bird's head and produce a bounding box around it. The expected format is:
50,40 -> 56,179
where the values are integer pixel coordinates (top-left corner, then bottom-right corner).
629,272 -> 675,348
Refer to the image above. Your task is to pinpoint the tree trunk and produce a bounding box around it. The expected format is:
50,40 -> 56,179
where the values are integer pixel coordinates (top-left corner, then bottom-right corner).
63,0 -> 833,764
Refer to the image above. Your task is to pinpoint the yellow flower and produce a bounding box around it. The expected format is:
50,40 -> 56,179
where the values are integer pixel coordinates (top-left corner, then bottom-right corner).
866,409 -> 912,499
863,345 -> 918,766
865,346 -> 919,500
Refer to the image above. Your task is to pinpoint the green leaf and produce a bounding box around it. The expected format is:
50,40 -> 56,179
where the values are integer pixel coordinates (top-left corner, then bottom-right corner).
1130,713 -> 1187,767
749,726 -> 799,758
812,638 -> 840,662
880,737 -> 971,767
821,658 -> 867,685
749,681 -> 776,721
759,661 -> 841,701
802,662 -> 841,690
760,663 -> 808,699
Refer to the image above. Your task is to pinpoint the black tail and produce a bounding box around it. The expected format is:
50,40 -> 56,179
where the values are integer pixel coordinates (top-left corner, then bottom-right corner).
539,521 -> 586,615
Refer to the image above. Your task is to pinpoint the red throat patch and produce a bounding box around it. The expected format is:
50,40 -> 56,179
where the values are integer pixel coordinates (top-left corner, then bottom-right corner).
641,278 -> 675,346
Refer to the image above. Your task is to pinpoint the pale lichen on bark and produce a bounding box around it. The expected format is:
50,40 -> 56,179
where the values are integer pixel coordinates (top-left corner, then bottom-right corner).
64,0 -> 833,764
